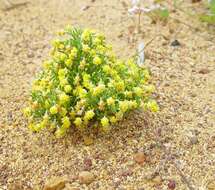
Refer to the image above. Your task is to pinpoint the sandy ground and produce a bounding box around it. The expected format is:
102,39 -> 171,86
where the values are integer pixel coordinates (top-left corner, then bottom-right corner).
0,0 -> 215,189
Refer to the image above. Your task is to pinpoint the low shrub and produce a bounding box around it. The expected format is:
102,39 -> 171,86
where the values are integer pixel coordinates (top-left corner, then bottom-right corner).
23,26 -> 158,137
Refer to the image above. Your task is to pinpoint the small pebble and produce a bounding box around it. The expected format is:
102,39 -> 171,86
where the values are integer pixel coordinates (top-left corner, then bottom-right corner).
189,135 -> 198,145
78,171 -> 94,184
171,39 -> 181,46
207,180 -> 215,190
133,152 -> 146,165
43,176 -> 67,190
168,180 -> 176,189
83,157 -> 92,170
199,68 -> 210,74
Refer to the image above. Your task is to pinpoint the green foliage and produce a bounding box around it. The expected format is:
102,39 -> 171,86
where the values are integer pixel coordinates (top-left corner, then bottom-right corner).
199,0 -> 215,24
23,26 -> 158,137
148,8 -> 169,22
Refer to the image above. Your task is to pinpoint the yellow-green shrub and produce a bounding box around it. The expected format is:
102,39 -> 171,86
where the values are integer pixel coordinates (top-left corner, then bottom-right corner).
23,26 -> 158,137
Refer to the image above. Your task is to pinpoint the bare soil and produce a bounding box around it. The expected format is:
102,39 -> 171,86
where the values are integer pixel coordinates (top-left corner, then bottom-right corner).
0,0 -> 215,189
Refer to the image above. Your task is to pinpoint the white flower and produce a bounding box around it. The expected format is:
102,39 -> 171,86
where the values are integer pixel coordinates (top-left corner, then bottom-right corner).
128,6 -> 140,14
131,0 -> 139,6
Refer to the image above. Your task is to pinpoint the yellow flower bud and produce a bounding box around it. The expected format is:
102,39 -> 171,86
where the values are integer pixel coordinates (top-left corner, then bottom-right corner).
114,81 -> 125,91
59,93 -> 70,105
93,56 -> 102,65
133,87 -> 142,96
119,101 -> 129,113
60,107 -> 67,116
62,116 -> 71,129
146,100 -> 159,112
107,97 -> 115,106
81,29 -> 91,42
101,116 -> 109,127
74,117 -> 82,127
84,110 -> 95,121
82,44 -> 90,53
55,128 -> 66,138
70,110 -> 76,119
64,85 -> 72,93
60,78 -> 68,87
58,69 -> 67,77
65,59 -> 73,67
110,116 -> 117,124
23,107 -> 31,117
50,105 -> 58,114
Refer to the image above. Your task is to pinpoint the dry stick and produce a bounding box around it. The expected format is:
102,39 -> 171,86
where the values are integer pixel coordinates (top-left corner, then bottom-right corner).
3,1 -> 29,11
85,5 -> 126,11
172,160 -> 196,190
134,34 -> 167,59
169,16 -> 215,43
155,138 -> 196,190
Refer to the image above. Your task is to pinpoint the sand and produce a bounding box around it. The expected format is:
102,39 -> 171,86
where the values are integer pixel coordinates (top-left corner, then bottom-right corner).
0,0 -> 215,189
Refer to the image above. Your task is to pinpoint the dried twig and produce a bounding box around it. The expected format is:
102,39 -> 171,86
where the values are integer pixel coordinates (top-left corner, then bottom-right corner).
172,160 -> 196,190
1,0 -> 29,11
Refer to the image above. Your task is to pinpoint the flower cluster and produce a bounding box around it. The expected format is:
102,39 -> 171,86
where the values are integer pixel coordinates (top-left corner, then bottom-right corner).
23,26 -> 158,137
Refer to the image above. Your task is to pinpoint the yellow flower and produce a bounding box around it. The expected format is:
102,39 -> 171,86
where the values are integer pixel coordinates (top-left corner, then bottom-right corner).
133,87 -> 142,96
115,111 -> 123,120
82,44 -> 90,53
80,59 -> 86,69
39,118 -> 48,129
69,110 -> 76,119
102,65 -> 111,74
143,85 -> 155,93
98,100 -> 105,111
114,81 -> 125,91
146,100 -> 159,112
60,107 -> 67,116
74,75 -> 80,85
77,87 -> 87,98
91,49 -> 96,56
128,100 -> 138,109
59,44 -> 65,49
74,117 -> 82,127
84,110 -> 95,121
93,56 -> 102,65
81,29 -> 91,42
65,59 -> 73,67
60,78 -> 68,87
94,37 -> 102,45
101,116 -> 109,127
124,91 -> 133,98
58,69 -> 67,77
110,116 -> 117,124
62,116 -> 71,129
69,47 -> 78,59
119,101 -> 129,113
92,84 -> 105,96
142,69 -> 150,81
55,128 -> 66,138
50,105 -> 58,114
64,85 -> 72,93
28,123 -> 34,131
107,97 -> 115,106
51,39 -> 61,47
59,93 -> 70,105
23,107 -> 31,117
42,60 -> 52,70
60,53 -> 67,62
83,73 -> 90,80
45,100 -> 50,109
